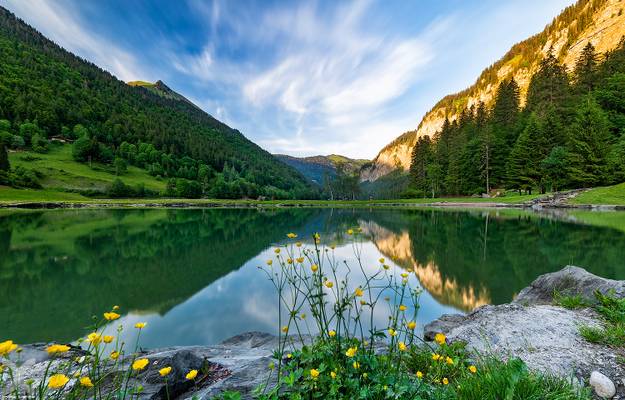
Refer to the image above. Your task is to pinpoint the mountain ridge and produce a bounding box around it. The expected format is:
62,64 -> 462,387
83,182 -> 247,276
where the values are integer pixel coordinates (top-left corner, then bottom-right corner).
274,154 -> 369,185
363,0 -> 625,182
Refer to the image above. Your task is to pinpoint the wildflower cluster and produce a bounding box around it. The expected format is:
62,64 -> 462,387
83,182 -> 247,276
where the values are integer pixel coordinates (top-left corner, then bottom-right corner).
0,307 -> 200,399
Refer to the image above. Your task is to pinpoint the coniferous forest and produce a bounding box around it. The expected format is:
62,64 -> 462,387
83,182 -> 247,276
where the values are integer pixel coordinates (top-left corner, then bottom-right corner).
0,7 -> 315,199
408,41 -> 625,197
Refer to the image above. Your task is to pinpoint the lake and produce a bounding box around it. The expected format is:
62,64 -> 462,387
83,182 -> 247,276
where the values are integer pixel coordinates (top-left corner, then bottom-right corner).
2,207 -> 625,349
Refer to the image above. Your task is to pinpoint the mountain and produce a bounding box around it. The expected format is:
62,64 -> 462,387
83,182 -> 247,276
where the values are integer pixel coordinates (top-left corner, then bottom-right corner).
274,154 -> 369,185
0,6 -> 313,199
363,0 -> 625,182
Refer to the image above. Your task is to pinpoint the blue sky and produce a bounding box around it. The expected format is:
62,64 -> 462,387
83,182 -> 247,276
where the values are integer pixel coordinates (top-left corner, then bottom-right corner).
3,0 -> 573,159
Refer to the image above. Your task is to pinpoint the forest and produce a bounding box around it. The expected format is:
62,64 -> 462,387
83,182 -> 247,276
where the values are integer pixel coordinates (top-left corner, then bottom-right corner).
408,40 -> 625,197
0,7 -> 315,200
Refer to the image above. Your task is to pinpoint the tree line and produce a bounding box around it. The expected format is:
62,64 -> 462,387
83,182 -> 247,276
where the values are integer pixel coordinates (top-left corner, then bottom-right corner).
409,40 -> 625,197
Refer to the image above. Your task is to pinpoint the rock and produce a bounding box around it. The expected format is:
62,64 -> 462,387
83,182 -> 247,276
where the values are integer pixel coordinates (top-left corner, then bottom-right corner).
589,371 -> 616,398
514,265 -> 625,305
423,314 -> 466,340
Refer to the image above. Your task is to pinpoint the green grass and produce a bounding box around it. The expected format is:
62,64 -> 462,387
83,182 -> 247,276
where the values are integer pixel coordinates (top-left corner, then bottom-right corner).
579,291 -> 625,347
572,182 -> 625,205
0,186 -> 89,201
8,143 -> 166,192
553,292 -> 590,309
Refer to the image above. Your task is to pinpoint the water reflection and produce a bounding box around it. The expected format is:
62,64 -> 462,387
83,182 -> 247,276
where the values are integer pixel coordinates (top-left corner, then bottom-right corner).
1,207 -> 625,347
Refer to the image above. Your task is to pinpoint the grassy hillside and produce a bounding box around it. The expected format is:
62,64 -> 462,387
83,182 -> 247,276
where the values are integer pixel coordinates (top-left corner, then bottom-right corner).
8,142 -> 166,192
572,183 -> 625,205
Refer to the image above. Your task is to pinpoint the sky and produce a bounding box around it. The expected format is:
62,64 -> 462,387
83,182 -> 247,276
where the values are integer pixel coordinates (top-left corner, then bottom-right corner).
2,0 -> 574,159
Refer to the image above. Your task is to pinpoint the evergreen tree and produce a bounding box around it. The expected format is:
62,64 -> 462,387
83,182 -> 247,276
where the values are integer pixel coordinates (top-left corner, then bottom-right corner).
506,113 -> 542,193
0,144 -> 9,172
526,50 -> 571,116
574,42 -> 599,93
567,96 -> 613,187
409,136 -> 433,196
541,146 -> 569,191
491,78 -> 520,148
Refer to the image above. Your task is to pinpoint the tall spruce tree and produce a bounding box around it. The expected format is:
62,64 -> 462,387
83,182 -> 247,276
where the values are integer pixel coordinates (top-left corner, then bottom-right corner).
567,96 -> 612,187
506,113 -> 542,193
526,50 -> 571,116
409,136 -> 433,196
574,42 -> 599,94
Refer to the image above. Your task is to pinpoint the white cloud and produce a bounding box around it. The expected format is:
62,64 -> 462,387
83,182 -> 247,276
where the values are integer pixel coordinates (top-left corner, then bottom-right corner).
3,0 -> 150,82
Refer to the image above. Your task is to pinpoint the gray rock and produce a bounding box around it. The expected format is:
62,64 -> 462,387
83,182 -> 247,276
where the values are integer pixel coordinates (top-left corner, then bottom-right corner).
514,265 -> 625,305
423,313 -> 466,340
589,371 -> 616,399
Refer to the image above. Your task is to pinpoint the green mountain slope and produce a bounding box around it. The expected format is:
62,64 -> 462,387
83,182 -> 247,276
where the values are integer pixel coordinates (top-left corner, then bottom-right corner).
0,7 -> 313,199
274,154 -> 369,185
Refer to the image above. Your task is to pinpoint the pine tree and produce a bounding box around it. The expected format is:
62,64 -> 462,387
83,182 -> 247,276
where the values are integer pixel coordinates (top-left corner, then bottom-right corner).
506,113 -> 542,193
526,50 -> 571,116
574,42 -> 599,93
0,144 -> 9,171
491,78 -> 520,148
567,96 -> 613,187
409,136 -> 433,196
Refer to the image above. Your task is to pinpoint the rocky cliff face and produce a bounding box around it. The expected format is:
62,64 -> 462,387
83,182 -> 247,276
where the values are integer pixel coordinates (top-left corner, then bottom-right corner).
363,0 -> 625,182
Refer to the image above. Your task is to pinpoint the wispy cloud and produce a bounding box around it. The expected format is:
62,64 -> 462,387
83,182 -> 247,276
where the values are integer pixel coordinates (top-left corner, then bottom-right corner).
3,0 -> 150,82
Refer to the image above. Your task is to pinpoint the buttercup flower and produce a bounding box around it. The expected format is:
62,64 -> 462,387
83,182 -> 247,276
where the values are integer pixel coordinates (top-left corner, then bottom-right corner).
442,377 -> 449,385
434,333 -> 446,345
401,273 -> 409,278
104,312 -> 120,321
311,264 -> 318,272
186,369 -> 198,380
134,322 -> 147,329
352,361 -> 360,369
281,326 -> 288,333
48,374 -> 69,389
347,229 -> 354,235
110,351 -> 120,360
354,287 -> 364,297
287,258 -> 293,264
325,281 -> 334,288
328,330 -> 336,337
432,353 -> 441,361
112,305 -> 120,310
310,369 -> 320,379
399,304 -> 407,311
383,264 -> 390,270
398,341 -> 407,351
359,300 -> 367,306
103,335 -> 114,344
0,340 -> 18,356
86,332 -> 102,346
46,344 -> 70,355
274,248 -> 281,254
345,347 -> 357,357
287,233 -> 297,239
388,328 -> 397,337
416,371 -> 423,378
132,358 -> 149,371
159,366 -> 172,377
406,321 -> 417,330
468,365 -> 477,374
296,257 -> 304,263
266,259 -> 273,266
296,242 -> 302,247
80,376 -> 93,387
330,371 -> 337,379
446,356 -> 454,365
379,258 -> 385,264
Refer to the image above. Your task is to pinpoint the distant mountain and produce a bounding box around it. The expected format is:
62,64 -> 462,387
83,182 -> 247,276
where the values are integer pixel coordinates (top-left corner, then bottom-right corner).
274,154 -> 369,185
363,0 -> 625,181
0,6 -> 313,199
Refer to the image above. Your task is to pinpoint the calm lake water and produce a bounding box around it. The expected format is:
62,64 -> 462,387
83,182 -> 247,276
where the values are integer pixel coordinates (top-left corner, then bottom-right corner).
2,207 -> 625,348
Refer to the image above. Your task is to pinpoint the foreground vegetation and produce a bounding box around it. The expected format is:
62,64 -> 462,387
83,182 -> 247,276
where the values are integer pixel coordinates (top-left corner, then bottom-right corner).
573,182 -> 625,205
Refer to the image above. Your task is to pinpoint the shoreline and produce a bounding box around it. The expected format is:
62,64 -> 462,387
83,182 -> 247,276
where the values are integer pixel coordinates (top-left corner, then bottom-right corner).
2,199 -> 625,210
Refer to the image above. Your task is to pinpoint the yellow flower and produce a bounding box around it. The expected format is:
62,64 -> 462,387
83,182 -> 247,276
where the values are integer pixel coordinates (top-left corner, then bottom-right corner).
311,264 -> 318,272
134,322 -> 147,329
274,248 -> 281,254
330,371 -> 337,379
104,312 -> 120,321
103,335 -> 114,344
287,258 -> 293,264
383,264 -> 390,270
432,353 -> 441,361
48,374 -> 69,389
398,341 -> 407,351
0,365 -> 4,373
86,332 -> 102,346
132,358 -> 149,371
266,259 -> 273,266
360,300 -> 367,306
287,233 -> 298,239
434,333 -> 446,345
352,361 -> 360,369
159,366 -> 172,377
46,344 -> 70,355
112,305 -> 120,310
406,321 -> 417,330
310,369 -> 320,379
330,244 -> 336,250
296,257 -> 304,263
402,278 -> 408,285
79,376 -> 93,387
0,340 -> 18,356
345,347 -> 357,357
442,377 -> 449,385
354,287 -> 364,297
446,357 -> 453,365
186,369 -> 198,380
400,272 -> 409,278
300,313 -> 306,319
328,330 -> 336,337
362,372 -> 368,378
399,304 -> 407,312
295,242 -> 302,247
281,326 -> 289,333
468,365 -> 477,374
325,281 -> 334,288
110,351 -> 120,360
347,229 -> 354,235
416,371 -> 423,378
388,328 -> 397,337
286,353 -> 292,359
379,258 -> 385,264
